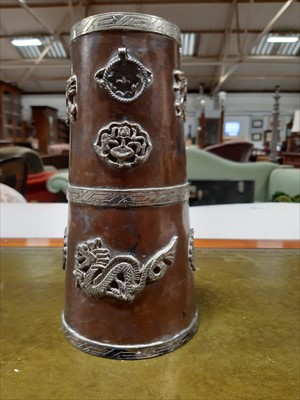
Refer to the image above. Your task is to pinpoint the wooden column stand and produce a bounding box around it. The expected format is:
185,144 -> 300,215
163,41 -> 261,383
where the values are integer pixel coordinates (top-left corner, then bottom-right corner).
198,96 -> 206,148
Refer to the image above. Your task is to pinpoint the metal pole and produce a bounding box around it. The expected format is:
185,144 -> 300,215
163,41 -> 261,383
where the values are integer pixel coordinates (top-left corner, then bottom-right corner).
269,86 -> 281,163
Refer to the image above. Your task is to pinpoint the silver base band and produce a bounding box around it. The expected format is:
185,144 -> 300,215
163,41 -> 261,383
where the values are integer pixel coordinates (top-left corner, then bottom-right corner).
62,310 -> 199,360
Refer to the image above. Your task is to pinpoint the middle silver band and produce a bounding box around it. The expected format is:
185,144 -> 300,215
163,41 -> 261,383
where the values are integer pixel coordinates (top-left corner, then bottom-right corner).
67,182 -> 189,207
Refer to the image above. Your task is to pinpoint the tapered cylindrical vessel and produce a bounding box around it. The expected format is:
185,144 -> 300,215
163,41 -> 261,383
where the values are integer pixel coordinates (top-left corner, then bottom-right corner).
63,12 -> 198,360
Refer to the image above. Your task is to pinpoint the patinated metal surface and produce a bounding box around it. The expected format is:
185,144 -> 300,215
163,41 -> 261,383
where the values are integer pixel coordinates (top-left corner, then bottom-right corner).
64,12 -> 195,358
1,248 -> 299,399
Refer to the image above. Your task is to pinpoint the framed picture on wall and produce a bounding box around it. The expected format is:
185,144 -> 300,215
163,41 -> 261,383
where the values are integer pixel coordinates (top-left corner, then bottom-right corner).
251,132 -> 262,142
252,119 -> 263,128
251,132 -> 262,141
264,131 -> 272,143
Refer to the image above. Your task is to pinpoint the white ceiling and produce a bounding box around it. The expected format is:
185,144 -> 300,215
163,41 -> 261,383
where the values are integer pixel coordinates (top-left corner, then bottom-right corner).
0,0 -> 299,94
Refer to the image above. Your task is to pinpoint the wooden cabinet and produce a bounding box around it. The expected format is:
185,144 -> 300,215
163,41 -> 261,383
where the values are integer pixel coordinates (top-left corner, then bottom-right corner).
282,152 -> 300,168
0,81 -> 24,142
57,118 -> 69,144
31,106 -> 58,153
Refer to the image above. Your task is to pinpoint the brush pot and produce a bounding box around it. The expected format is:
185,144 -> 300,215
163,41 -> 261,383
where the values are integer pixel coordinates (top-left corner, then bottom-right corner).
62,12 -> 198,360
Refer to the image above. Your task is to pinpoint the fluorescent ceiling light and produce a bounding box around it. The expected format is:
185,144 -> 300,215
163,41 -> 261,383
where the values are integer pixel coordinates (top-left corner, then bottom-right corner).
267,36 -> 299,43
12,38 -> 42,47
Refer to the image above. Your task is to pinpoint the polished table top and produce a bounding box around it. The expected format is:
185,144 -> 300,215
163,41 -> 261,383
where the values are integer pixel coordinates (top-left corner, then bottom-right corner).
1,247 -> 299,400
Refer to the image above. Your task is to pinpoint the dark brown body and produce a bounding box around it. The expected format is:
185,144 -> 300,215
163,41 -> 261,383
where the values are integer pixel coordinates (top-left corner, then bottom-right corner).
64,26 -> 197,353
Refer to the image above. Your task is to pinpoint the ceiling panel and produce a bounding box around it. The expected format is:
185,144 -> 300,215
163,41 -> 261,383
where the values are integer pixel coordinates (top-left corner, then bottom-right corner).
0,0 -> 299,94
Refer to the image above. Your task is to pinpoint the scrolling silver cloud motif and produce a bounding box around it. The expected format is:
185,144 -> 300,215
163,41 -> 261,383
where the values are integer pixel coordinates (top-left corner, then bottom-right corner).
173,70 -> 187,121
73,236 -> 178,302
66,75 -> 77,125
94,47 -> 152,103
94,121 -> 152,168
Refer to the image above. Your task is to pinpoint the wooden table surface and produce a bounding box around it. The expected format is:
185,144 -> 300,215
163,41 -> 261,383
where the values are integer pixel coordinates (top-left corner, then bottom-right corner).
1,247 -> 299,400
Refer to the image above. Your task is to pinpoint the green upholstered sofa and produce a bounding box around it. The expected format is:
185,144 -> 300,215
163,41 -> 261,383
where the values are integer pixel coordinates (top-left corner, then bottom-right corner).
186,146 -> 300,202
46,147 -> 300,203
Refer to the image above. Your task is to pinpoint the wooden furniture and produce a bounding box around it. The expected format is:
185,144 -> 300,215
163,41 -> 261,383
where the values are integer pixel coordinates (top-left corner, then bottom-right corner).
189,179 -> 254,206
31,106 -> 58,153
282,152 -> 300,168
197,112 -> 206,148
204,140 -> 254,162
0,81 -> 24,142
57,118 -> 69,144
41,153 -> 69,169
0,156 -> 28,195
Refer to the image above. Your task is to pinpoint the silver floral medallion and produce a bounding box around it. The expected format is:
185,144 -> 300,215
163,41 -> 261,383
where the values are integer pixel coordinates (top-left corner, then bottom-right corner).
66,75 -> 78,125
188,228 -> 196,271
94,120 -> 152,168
73,236 -> 178,302
94,47 -> 152,103
173,70 -> 187,121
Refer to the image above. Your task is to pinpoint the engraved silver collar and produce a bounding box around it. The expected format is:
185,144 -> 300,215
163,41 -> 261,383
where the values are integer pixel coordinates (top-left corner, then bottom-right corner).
70,12 -> 181,44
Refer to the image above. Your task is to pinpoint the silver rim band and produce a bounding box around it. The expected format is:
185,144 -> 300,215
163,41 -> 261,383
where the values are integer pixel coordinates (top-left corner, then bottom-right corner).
71,12 -> 181,44
67,182 -> 190,207
62,310 -> 198,360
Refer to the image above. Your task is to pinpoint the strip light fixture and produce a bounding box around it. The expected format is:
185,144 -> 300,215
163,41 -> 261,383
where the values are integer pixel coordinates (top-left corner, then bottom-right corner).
267,36 -> 299,43
11,38 -> 42,47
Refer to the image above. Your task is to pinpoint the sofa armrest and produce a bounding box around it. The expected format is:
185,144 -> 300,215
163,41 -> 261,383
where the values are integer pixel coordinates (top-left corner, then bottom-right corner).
268,168 -> 300,200
46,171 -> 69,194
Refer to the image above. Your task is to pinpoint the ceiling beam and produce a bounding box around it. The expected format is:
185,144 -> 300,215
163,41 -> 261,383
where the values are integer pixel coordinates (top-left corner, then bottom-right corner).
1,56 -> 298,69
189,75 -> 299,80
1,29 -> 298,39
210,0 -> 237,92
211,0 -> 297,95
0,0 -> 291,8
17,0 -> 86,83
12,75 -> 300,82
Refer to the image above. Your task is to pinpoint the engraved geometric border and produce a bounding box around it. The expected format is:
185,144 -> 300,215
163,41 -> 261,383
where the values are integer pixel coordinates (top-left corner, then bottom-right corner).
71,12 -> 181,44
62,309 -> 198,360
67,182 -> 190,208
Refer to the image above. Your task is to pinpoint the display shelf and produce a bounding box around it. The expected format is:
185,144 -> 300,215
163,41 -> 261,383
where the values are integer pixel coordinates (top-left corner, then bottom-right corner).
0,81 -> 25,142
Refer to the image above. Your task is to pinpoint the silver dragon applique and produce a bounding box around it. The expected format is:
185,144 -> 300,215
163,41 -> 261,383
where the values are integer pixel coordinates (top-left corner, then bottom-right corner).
73,236 -> 178,302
